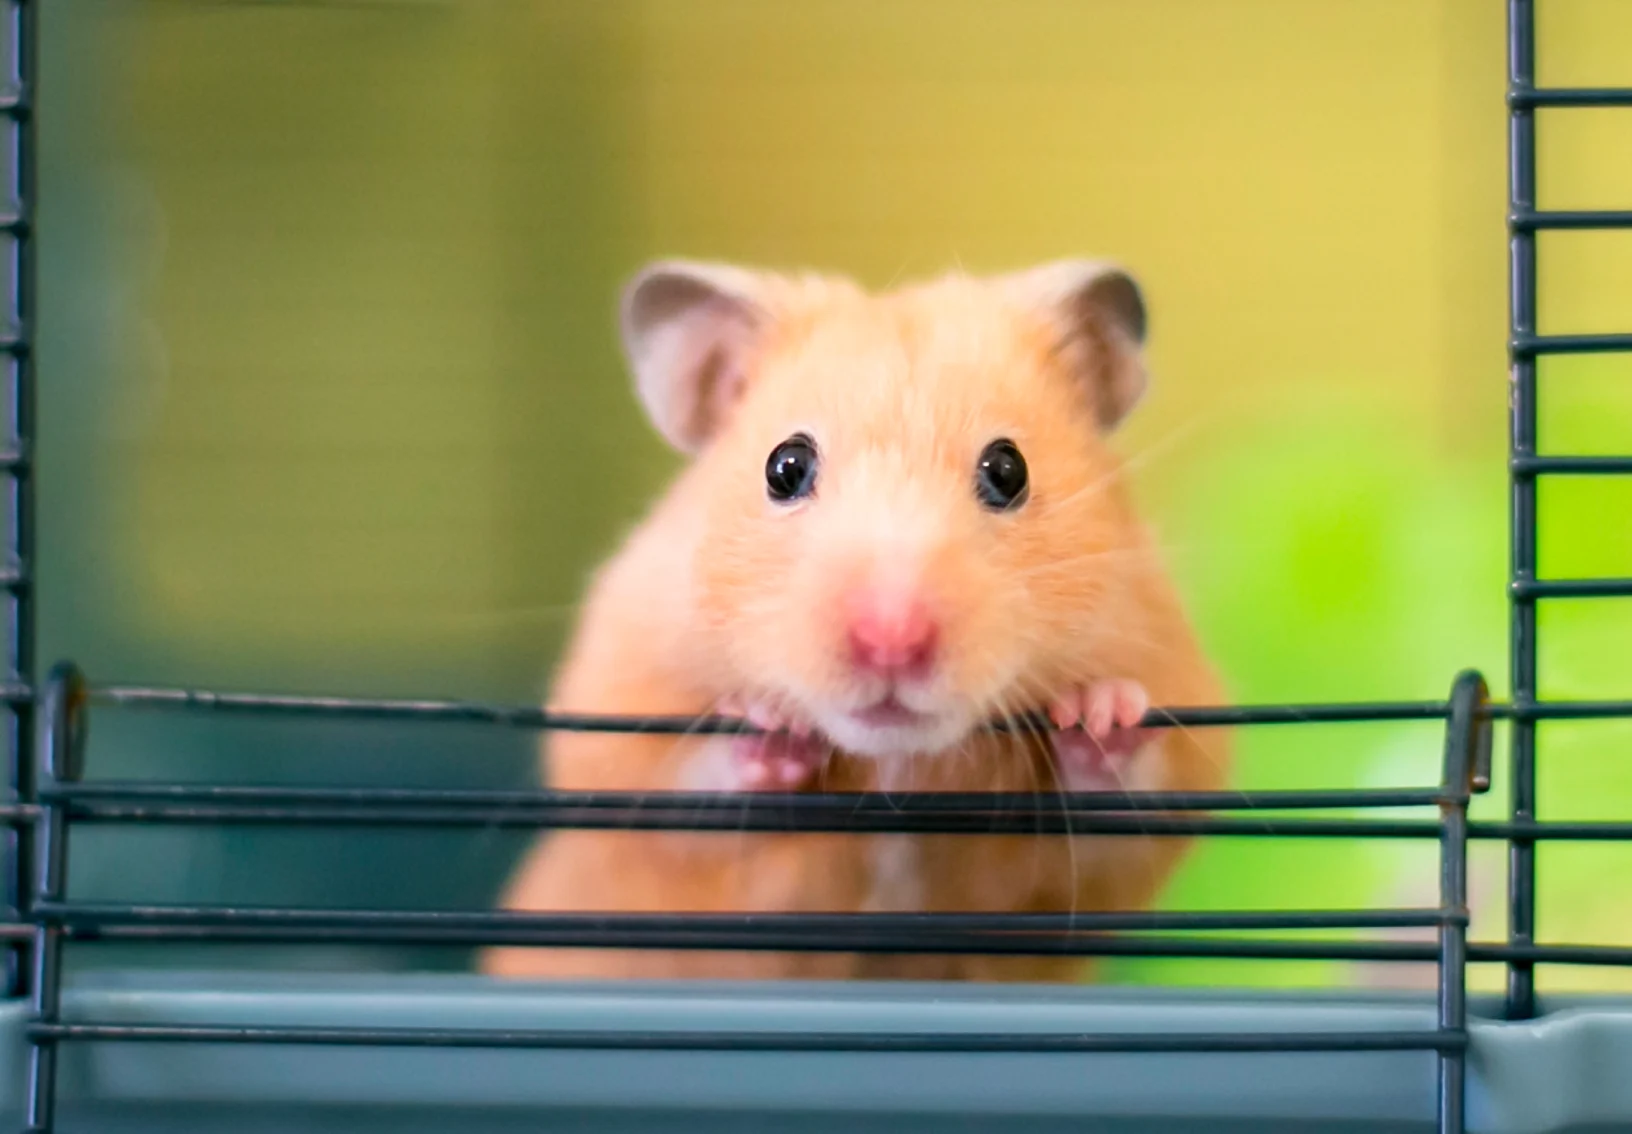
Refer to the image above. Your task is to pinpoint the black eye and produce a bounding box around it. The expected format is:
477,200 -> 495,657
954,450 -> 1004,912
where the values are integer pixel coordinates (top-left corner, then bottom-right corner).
766,433 -> 819,502
975,438 -> 1029,511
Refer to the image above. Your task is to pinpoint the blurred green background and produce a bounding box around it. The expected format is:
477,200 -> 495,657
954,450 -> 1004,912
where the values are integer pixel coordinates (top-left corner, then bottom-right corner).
31,0 -> 1632,992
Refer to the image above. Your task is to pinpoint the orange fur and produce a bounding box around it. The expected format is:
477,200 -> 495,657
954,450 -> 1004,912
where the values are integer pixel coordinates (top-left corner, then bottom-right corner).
480,261 -> 1230,983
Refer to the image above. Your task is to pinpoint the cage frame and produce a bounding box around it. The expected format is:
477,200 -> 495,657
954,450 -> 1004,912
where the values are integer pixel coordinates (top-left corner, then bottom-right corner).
0,1 -> 1630,1131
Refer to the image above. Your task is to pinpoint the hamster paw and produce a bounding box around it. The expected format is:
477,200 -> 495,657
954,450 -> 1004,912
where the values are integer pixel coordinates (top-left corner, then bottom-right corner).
1046,679 -> 1151,790
718,697 -> 828,791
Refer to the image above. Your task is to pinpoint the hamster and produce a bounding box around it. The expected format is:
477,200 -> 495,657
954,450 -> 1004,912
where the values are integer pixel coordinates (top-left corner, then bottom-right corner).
479,258 -> 1230,983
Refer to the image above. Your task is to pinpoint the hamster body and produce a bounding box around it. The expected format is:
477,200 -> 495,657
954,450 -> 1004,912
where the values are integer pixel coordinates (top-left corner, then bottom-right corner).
480,259 -> 1229,983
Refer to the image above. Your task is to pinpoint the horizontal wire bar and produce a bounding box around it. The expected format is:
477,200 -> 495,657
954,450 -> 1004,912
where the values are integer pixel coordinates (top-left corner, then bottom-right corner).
79,681 -> 1632,735
28,904 -> 1458,961
1511,577 -> 1632,599
35,902 -> 1462,935
0,441 -> 26,472
1483,943 -> 1632,966
37,910 -> 1632,966
80,682 -> 1632,731
61,802 -> 1447,837
1478,819 -> 1632,840
23,793 -> 1632,840
1510,209 -> 1632,230
88,683 -> 1452,732
1511,333 -> 1632,356
48,782 -> 1455,818
49,924 -> 1440,959
26,1021 -> 1465,1054
1512,699 -> 1632,720
1509,86 -> 1632,108
1512,455 -> 1632,475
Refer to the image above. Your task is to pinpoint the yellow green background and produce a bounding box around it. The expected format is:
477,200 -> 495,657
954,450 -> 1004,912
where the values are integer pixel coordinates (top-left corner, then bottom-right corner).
34,0 -> 1632,991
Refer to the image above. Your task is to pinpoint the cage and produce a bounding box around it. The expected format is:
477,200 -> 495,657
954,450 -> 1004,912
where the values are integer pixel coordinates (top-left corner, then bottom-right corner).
2,1 -> 1631,1132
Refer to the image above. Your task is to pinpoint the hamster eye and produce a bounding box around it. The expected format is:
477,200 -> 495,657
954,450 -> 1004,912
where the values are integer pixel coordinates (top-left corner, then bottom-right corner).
765,433 -> 819,502
975,438 -> 1029,511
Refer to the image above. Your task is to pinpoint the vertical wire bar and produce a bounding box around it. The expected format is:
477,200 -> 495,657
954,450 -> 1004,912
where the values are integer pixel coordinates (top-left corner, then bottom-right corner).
26,665 -> 80,1134
3,0 -> 34,1000
1506,0 -> 1540,1023
1438,671 -> 1490,1134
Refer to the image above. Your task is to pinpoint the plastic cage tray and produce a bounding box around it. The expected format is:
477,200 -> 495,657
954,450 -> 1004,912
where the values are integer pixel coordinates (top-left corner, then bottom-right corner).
6,1 -> 1632,1133
0,976 -> 1630,1134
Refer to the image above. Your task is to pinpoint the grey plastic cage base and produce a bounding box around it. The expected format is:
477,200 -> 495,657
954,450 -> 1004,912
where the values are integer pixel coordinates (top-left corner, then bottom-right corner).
0,972 -> 1626,1134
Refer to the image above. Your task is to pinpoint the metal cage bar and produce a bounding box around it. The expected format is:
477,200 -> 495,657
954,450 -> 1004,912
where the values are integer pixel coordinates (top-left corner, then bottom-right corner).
2,0 -> 33,1004
24,665 -> 75,1134
1508,86 -> 1632,108
1437,671 -> 1487,1134
1506,0 -> 1541,1025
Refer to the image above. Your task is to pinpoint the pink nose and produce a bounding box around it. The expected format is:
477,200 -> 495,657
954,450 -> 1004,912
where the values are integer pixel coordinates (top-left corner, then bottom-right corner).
846,597 -> 939,678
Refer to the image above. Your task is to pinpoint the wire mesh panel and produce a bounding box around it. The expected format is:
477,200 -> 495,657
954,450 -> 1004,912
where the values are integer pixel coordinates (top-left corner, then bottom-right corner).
2,2 -> 1632,1134
18,666 -> 1491,1134
1505,0 -> 1632,1023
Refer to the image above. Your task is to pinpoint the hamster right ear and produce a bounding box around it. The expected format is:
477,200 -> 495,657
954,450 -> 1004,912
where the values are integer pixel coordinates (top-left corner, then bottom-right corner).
618,259 -> 773,454
1001,259 -> 1150,434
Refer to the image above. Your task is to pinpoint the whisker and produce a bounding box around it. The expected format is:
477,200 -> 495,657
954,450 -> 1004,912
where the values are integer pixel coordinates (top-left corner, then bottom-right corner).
1008,674 -> 1084,920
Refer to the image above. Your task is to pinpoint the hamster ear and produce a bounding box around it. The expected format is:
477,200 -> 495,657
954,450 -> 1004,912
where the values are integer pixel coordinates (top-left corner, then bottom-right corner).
618,259 -> 772,454
1002,259 -> 1149,433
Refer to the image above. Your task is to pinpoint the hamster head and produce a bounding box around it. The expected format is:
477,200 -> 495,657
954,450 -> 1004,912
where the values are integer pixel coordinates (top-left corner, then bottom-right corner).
619,257 -> 1154,761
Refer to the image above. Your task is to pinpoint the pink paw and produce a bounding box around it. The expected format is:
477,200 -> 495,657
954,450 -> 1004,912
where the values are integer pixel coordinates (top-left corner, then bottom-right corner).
1046,679 -> 1152,789
718,696 -> 828,791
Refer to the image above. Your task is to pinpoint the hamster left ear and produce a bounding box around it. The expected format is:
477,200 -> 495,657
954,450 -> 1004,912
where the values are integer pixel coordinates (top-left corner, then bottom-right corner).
618,259 -> 773,454
1002,259 -> 1149,433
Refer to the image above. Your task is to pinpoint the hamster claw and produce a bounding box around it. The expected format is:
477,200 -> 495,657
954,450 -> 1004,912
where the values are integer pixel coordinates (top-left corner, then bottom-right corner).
732,732 -> 827,792
718,696 -> 827,792
1046,679 -> 1151,789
